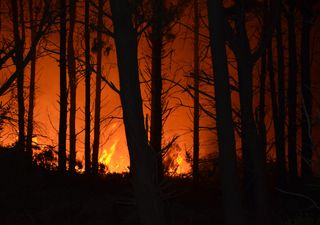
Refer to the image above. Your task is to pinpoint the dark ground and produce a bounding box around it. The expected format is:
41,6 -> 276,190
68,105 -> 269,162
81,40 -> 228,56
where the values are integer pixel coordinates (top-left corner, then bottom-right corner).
0,148 -> 320,225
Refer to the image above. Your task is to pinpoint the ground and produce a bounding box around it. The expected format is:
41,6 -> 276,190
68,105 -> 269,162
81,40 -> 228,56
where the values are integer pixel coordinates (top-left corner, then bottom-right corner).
0,148 -> 319,225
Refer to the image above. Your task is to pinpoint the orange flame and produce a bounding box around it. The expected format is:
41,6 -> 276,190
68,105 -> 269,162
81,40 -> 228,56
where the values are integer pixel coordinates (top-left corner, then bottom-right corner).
99,140 -> 119,170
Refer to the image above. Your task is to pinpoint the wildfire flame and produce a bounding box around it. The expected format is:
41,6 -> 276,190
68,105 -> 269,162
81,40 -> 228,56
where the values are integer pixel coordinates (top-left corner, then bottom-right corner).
99,139 -> 119,170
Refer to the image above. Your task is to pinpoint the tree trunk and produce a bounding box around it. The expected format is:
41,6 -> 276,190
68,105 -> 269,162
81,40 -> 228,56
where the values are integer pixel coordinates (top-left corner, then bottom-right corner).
258,52 -> 267,163
275,0 -> 286,182
192,0 -> 200,187
233,2 -> 269,223
206,1 -> 244,225
150,0 -> 163,182
92,0 -> 103,175
12,0 -> 25,153
287,1 -> 298,178
26,0 -> 36,164
84,0 -> 91,173
110,1 -> 167,224
58,0 -> 67,171
68,0 -> 77,173
268,43 -> 286,184
300,1 -> 313,178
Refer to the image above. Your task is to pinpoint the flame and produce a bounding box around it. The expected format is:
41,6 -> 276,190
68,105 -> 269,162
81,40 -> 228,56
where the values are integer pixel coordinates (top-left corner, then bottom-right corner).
99,140 -> 119,167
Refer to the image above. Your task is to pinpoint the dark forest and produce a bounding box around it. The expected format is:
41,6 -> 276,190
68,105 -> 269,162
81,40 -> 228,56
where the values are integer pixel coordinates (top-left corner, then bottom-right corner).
1,0 -> 320,225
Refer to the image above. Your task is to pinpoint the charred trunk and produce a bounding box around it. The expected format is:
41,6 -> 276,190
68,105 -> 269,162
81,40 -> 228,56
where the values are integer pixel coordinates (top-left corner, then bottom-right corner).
58,0 -> 67,171
84,0 -> 91,173
110,1 -> 167,224
207,1 -> 244,225
92,0 -> 103,175
68,0 -> 77,173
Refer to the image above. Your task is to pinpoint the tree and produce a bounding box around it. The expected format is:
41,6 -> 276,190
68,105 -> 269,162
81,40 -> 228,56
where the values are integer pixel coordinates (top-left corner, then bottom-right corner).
300,0 -> 313,178
110,1 -> 166,224
68,0 -> 77,173
84,0 -> 91,173
92,0 -> 104,175
275,0 -> 286,182
58,0 -> 67,171
150,0 -> 164,182
11,0 -> 26,153
192,0 -> 200,187
287,0 -> 298,178
26,0 -> 37,163
224,1 -> 270,223
206,1 -> 244,225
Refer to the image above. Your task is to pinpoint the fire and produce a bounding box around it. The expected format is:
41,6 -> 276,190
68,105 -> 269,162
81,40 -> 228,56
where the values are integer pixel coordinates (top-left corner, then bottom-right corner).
98,139 -> 119,171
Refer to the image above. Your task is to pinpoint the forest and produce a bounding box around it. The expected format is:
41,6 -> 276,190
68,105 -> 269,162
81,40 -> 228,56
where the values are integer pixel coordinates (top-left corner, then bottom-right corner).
1,0 -> 320,225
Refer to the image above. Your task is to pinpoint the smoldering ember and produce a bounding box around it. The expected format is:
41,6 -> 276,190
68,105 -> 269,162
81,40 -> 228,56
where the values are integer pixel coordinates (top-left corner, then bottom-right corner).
0,1 -> 320,225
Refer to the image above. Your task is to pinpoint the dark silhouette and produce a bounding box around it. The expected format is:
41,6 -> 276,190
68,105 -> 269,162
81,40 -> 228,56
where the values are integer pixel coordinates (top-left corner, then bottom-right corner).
150,0 -> 164,182
92,0 -> 104,175
68,0 -> 77,173
300,0 -> 313,178
26,0 -> 37,163
275,0 -> 286,183
206,1 -> 244,225
84,0 -> 91,173
110,1 -> 166,224
192,0 -> 200,187
58,0 -> 67,171
12,0 -> 25,153
287,0 -> 298,178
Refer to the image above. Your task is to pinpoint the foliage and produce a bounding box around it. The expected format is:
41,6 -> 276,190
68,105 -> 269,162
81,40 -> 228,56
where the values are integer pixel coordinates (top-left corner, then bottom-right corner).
33,145 -> 57,170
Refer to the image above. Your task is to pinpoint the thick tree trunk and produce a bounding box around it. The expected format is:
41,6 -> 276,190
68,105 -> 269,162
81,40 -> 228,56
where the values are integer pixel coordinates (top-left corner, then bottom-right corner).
268,43 -> 286,183
110,1 -> 167,224
92,0 -> 103,175
26,0 -> 36,163
275,0 -> 286,182
206,1 -> 243,225
192,0 -> 200,187
233,2 -> 269,223
258,52 -> 267,163
287,1 -> 298,178
68,0 -> 77,173
84,0 -> 91,173
300,1 -> 313,178
12,0 -> 25,153
150,0 -> 163,182
58,0 -> 67,171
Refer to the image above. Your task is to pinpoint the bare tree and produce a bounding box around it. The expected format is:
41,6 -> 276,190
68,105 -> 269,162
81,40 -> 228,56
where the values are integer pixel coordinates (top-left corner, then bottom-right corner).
192,0 -> 200,187
206,1 -> 244,225
68,0 -> 77,173
110,1 -> 166,224
84,0 -> 91,173
300,0 -> 313,178
26,0 -> 37,163
92,0 -> 104,175
287,0 -> 298,178
58,0 -> 67,171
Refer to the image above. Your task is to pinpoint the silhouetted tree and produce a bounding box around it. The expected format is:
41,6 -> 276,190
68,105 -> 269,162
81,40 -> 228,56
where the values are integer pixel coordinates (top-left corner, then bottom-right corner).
84,0 -> 91,173
58,0 -> 67,171
287,0 -> 298,178
275,0 -> 286,182
206,1 -> 244,225
26,0 -> 37,163
110,0 -> 166,224
300,0 -> 313,178
225,1 -> 270,223
92,0 -> 104,175
12,0 -> 25,153
192,0 -> 200,187
258,51 -> 267,162
68,0 -> 77,173
150,0 -> 164,182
